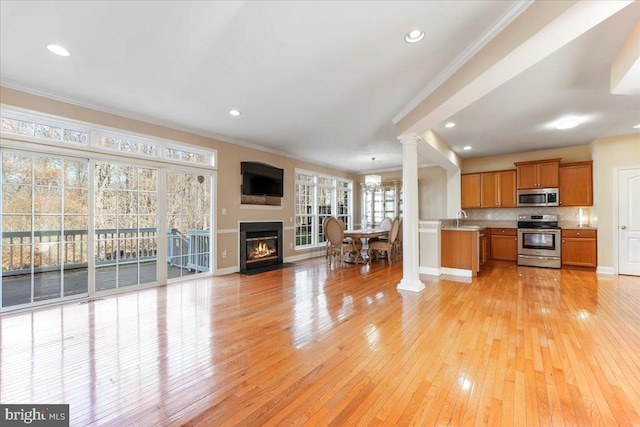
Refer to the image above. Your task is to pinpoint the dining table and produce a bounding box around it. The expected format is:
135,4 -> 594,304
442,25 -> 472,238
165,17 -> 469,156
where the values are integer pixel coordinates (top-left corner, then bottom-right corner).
343,229 -> 389,264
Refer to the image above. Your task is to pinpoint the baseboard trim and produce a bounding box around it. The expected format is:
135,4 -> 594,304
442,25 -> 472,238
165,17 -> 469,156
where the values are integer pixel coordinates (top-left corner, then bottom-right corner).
285,250 -> 325,263
440,267 -> 473,278
596,266 -> 615,275
419,266 -> 440,276
215,266 -> 240,275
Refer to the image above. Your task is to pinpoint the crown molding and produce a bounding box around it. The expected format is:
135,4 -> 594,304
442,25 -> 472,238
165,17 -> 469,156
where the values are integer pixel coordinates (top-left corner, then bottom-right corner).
392,0 -> 534,125
1,79 -> 365,175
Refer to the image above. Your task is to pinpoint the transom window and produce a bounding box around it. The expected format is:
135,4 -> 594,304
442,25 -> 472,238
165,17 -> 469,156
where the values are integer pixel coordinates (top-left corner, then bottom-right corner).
294,169 -> 352,249
1,110 -> 216,168
1,115 -> 88,145
98,132 -> 157,156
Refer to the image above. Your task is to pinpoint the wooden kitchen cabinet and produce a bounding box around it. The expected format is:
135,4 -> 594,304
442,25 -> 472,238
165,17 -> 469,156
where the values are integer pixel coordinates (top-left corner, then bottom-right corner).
559,161 -> 593,206
481,170 -> 516,208
514,158 -> 561,189
461,173 -> 481,209
441,229 -> 479,275
490,228 -> 517,261
480,232 -> 488,264
561,229 -> 597,268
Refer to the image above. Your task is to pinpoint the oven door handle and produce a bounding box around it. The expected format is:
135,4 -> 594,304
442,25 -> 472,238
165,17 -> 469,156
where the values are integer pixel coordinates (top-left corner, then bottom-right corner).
518,228 -> 560,234
518,254 -> 561,260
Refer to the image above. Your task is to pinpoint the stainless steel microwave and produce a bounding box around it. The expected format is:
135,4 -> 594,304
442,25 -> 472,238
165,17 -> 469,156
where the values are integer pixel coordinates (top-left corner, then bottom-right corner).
516,188 -> 559,207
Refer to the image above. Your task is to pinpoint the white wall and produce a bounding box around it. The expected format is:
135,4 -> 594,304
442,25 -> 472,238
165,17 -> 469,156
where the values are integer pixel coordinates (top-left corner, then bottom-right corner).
591,133 -> 640,271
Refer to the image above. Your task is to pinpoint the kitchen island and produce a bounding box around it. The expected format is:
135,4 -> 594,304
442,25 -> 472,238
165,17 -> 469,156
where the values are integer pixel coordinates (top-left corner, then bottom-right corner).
419,220 -> 486,278
440,226 -> 485,277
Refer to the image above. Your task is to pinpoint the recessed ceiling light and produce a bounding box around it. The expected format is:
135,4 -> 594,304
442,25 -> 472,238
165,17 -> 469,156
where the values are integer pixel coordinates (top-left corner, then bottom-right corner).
634,124 -> 640,129
404,29 -> 424,43
555,119 -> 579,130
229,110 -> 241,116
46,44 -> 70,57
463,146 -> 472,151
444,122 -> 456,128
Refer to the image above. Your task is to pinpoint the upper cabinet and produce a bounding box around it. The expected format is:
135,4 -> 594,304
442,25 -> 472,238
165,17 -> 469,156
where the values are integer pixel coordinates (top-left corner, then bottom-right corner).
559,161 -> 593,206
462,158 -> 593,209
461,173 -> 481,209
514,158 -> 561,189
481,170 -> 516,208
462,170 -> 516,209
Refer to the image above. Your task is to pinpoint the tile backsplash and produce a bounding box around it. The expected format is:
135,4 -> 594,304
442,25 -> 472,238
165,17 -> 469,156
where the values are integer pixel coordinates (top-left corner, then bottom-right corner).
464,206 -> 594,225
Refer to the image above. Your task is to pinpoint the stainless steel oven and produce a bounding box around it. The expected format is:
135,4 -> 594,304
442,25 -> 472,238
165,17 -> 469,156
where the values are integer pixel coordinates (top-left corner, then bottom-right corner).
517,214 -> 561,268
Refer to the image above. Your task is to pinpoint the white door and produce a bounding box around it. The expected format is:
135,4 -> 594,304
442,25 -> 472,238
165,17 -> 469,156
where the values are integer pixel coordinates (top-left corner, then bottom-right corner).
618,168 -> 640,276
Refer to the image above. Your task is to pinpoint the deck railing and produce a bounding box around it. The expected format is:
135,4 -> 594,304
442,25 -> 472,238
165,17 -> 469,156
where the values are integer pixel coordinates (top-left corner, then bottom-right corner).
2,228 -> 210,276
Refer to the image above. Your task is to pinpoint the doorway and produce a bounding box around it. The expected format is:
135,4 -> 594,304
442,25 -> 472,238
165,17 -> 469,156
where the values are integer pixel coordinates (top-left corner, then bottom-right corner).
617,167 -> 640,276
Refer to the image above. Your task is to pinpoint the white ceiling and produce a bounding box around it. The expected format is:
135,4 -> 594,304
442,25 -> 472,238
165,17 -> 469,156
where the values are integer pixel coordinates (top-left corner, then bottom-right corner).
1,1 -> 639,173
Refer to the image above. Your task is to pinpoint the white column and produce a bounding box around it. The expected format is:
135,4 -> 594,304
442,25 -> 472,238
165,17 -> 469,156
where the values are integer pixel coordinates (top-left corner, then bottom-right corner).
397,133 -> 425,292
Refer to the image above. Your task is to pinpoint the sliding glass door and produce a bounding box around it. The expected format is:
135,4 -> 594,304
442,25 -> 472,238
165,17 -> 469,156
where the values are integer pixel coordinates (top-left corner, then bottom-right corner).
94,162 -> 158,291
1,152 -> 212,310
166,171 -> 211,280
1,151 -> 89,309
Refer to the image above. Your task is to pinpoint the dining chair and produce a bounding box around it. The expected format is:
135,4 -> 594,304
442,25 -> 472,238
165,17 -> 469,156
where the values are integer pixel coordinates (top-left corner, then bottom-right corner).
369,217 -> 392,245
325,217 -> 356,267
322,216 -> 331,259
367,217 -> 400,264
379,217 -> 393,231
395,218 -> 403,255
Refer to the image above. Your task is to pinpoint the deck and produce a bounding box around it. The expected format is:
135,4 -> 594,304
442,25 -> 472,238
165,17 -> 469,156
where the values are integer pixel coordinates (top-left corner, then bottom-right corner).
1,263 -> 195,307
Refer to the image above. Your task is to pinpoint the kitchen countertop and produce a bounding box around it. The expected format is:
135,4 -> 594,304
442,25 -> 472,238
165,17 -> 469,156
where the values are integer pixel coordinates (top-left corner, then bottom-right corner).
558,222 -> 597,230
439,219 -> 516,229
427,219 -> 597,230
441,226 -> 483,231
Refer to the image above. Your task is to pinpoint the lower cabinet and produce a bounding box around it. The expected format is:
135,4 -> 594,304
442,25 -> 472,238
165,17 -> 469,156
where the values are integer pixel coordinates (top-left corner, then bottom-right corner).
490,228 -> 517,261
561,229 -> 597,268
441,229 -> 480,275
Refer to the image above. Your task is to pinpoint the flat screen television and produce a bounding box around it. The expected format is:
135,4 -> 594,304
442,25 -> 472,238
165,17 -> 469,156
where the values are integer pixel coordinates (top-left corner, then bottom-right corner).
241,161 -> 284,197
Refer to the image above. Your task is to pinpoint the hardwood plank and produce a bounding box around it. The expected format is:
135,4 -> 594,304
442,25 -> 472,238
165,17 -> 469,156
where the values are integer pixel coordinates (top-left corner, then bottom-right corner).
1,258 -> 640,426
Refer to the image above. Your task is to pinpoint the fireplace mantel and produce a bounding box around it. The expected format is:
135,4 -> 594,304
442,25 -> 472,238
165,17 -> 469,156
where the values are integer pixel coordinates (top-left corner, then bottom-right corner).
239,204 -> 285,210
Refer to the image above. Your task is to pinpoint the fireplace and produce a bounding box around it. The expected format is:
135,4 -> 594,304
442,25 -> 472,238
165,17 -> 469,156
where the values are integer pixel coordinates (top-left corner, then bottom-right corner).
240,222 -> 283,272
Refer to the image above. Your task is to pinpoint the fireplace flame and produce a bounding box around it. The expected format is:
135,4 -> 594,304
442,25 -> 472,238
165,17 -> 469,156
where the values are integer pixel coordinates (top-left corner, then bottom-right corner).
248,239 -> 277,261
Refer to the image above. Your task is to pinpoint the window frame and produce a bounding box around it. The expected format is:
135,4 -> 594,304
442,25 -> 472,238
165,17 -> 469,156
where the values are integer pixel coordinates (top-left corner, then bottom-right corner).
294,168 -> 353,250
1,107 -> 217,169
361,182 -> 402,229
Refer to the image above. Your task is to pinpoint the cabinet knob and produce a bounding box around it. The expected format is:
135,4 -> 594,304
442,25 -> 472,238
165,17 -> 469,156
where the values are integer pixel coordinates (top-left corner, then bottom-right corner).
577,232 -> 580,235
562,240 -> 565,243
621,225 -> 627,230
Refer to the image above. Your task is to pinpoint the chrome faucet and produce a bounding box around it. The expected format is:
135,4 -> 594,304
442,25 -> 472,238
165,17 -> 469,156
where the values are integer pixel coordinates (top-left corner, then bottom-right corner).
456,210 -> 467,227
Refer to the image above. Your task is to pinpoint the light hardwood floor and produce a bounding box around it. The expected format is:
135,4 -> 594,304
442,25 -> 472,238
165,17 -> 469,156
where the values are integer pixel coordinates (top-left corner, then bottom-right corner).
1,257 -> 639,426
